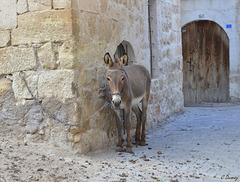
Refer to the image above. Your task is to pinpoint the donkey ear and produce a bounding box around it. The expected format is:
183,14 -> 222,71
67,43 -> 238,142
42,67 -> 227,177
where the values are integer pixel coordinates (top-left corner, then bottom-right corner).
119,53 -> 128,66
104,52 -> 113,67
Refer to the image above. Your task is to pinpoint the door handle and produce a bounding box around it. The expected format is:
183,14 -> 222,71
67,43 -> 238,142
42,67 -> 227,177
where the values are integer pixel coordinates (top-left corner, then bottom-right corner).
187,57 -> 193,71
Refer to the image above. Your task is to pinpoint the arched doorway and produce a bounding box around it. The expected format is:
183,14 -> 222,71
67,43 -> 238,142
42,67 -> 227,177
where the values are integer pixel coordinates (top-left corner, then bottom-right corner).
115,41 -> 136,65
182,20 -> 229,106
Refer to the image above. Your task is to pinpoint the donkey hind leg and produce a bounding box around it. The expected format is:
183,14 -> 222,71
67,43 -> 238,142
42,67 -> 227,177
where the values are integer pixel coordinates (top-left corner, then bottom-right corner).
115,110 -> 124,152
140,91 -> 150,146
132,105 -> 142,146
125,107 -> 133,153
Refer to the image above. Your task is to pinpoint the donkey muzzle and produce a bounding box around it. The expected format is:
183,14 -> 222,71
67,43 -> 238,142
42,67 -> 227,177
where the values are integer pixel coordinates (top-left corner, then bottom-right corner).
111,92 -> 122,109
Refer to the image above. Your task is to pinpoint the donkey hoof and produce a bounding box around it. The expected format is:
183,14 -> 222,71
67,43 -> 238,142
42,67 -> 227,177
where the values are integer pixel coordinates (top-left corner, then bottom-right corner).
126,147 -> 133,153
133,140 -> 140,146
140,141 -> 148,146
116,146 -> 124,152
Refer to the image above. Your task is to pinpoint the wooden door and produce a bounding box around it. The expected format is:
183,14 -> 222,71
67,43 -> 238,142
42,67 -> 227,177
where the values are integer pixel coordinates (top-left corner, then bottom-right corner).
182,20 -> 229,105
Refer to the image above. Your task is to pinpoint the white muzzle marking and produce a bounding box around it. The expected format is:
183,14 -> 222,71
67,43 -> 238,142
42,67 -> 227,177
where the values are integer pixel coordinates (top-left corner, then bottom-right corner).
112,95 -> 121,103
112,95 -> 122,108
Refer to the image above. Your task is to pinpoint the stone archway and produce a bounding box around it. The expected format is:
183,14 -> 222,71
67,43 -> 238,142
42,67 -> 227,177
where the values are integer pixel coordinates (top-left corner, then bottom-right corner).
182,20 -> 229,105
115,41 -> 136,65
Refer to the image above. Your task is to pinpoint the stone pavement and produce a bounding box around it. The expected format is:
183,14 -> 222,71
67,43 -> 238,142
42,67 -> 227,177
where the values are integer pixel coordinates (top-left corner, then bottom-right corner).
0,105 -> 240,182
146,104 -> 240,181
85,104 -> 240,182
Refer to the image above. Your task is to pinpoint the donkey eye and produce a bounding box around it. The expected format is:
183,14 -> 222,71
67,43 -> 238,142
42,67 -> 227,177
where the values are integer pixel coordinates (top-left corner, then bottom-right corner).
121,77 -> 125,81
107,78 -> 111,82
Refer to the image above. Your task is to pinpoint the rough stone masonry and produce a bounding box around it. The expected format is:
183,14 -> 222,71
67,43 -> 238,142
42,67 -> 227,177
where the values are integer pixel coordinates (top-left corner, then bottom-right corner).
0,0 -> 183,153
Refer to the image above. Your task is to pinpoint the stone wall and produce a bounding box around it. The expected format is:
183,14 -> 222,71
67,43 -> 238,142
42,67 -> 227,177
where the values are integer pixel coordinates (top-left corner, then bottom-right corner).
181,0 -> 240,98
71,0 -> 151,153
0,0 -> 184,153
147,0 -> 184,125
0,0 -> 80,152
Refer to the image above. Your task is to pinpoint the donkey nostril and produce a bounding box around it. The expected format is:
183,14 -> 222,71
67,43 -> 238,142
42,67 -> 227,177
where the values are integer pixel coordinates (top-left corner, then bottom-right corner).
116,100 -> 121,106
112,100 -> 121,108
112,94 -> 122,108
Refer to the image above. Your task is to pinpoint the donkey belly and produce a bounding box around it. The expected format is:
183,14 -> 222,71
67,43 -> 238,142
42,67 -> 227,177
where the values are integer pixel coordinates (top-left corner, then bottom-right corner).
131,95 -> 144,106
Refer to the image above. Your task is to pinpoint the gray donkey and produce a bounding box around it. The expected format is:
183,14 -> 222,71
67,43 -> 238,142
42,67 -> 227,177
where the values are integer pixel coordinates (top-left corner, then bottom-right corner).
104,52 -> 151,153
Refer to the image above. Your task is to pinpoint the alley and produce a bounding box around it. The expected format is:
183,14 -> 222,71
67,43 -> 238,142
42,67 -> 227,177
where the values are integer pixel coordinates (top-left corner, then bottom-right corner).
0,105 -> 240,181
86,104 -> 240,181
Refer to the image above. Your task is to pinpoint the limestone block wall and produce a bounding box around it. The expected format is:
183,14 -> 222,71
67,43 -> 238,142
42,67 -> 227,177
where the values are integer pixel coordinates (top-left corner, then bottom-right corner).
71,0 -> 151,153
0,0 -> 184,154
0,0 -> 79,152
0,0 -> 150,154
147,0 -> 184,125
181,0 -> 240,98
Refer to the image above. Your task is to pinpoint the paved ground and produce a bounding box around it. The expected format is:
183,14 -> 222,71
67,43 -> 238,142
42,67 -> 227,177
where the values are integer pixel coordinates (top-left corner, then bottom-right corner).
0,105 -> 240,182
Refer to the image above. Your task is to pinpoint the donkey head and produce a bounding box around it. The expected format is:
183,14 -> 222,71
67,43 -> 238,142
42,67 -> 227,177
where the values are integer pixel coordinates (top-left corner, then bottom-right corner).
104,52 -> 128,109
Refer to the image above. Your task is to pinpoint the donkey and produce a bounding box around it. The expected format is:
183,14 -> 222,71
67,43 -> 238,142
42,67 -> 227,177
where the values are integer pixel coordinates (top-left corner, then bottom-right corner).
104,52 -> 151,153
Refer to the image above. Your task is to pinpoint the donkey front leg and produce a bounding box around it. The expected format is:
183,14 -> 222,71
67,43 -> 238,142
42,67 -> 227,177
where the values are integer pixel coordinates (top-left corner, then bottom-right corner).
124,107 -> 133,153
114,110 -> 124,152
141,93 -> 150,146
132,105 -> 142,146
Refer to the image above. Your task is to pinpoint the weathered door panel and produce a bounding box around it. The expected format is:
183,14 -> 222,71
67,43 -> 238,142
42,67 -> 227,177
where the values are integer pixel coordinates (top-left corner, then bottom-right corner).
182,22 -> 196,104
182,20 -> 229,105
196,21 -> 205,103
205,21 -> 215,103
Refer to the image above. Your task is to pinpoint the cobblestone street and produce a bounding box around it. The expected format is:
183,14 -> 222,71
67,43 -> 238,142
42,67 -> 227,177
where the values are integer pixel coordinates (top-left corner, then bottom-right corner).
89,104 -> 240,182
1,105 -> 240,181
147,104 -> 240,181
